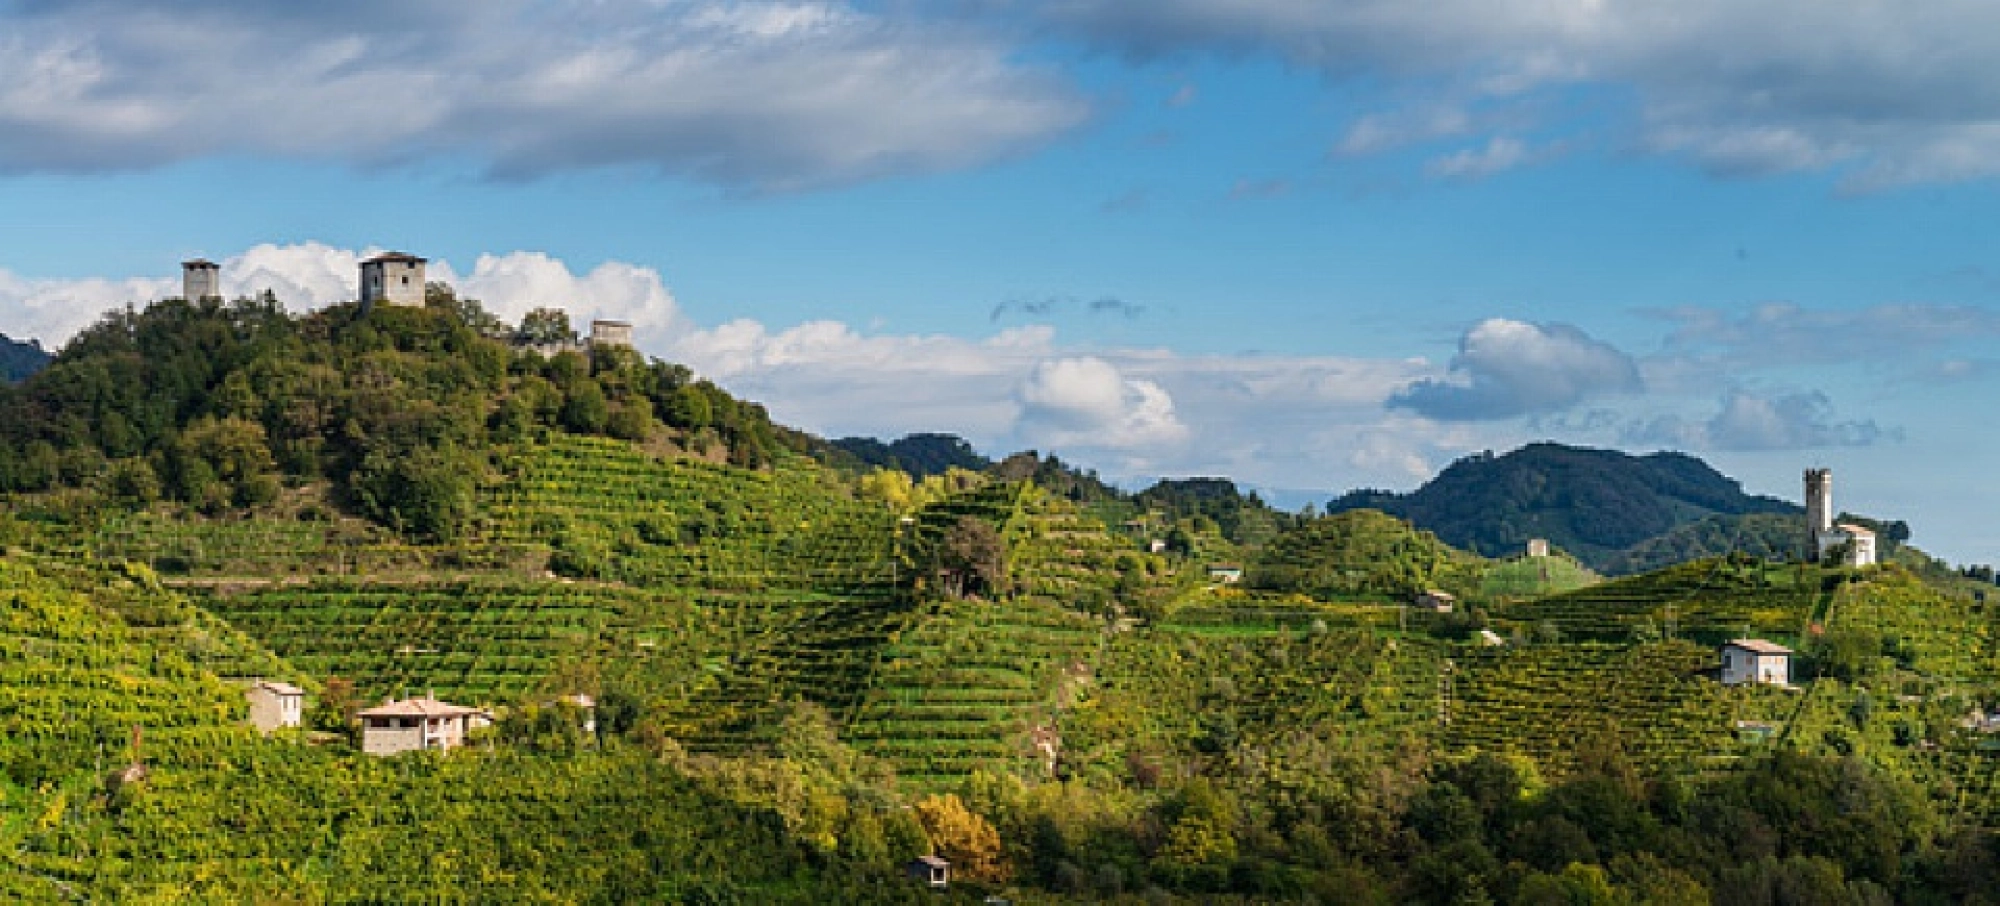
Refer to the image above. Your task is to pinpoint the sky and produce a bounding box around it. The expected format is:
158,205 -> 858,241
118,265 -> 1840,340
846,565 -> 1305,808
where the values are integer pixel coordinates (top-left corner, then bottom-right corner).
2,1 -> 1998,565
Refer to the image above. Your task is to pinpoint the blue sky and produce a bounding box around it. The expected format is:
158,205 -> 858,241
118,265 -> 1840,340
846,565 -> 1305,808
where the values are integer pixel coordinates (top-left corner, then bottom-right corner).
2,1 -> 1998,564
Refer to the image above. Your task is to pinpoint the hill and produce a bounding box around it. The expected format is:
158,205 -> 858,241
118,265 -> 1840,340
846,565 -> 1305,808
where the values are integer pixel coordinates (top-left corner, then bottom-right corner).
832,432 -> 992,477
1330,442 -> 1801,572
0,332 -> 47,383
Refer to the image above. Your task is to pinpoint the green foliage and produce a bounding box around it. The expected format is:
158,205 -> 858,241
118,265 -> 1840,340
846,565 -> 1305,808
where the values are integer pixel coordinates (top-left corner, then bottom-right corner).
1250,509 -> 1478,600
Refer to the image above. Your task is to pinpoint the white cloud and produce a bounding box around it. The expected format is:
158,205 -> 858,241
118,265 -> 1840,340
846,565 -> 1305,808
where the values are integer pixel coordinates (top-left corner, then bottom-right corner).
0,1 -> 1088,191
1625,389 -> 1893,452
1390,318 -> 1642,420
1016,356 -> 1188,450
1424,137 -> 1534,180
1029,0 -> 2000,188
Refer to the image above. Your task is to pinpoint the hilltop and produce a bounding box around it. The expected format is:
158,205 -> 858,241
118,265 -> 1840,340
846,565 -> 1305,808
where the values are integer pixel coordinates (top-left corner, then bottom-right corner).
1330,442 -> 1803,572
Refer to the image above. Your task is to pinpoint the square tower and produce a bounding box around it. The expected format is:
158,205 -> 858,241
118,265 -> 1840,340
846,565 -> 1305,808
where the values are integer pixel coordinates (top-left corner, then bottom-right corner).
359,252 -> 427,310
182,259 -> 221,301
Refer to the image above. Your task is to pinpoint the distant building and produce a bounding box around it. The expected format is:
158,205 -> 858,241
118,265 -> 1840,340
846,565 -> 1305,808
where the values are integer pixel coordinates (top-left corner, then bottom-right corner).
1147,538 -> 1168,554
589,319 -> 632,349
182,259 -> 221,302
1526,538 -> 1550,559
1477,629 -> 1506,647
359,252 -> 427,309
358,696 -> 490,756
245,680 -> 306,733
907,855 -> 950,889
1207,564 -> 1243,584
1804,469 -> 1877,567
1415,590 -> 1456,613
1719,639 -> 1793,686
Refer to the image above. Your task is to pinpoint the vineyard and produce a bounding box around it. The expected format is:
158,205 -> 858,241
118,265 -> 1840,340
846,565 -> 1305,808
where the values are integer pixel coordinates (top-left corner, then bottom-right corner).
1443,640 -> 1738,775
847,596 -> 1102,787
1496,556 -> 1823,643
483,435 -> 898,592
190,579 -> 674,702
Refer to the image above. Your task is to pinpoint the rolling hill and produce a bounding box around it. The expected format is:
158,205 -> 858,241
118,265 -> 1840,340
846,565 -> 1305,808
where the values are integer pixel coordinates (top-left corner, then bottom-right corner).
1330,442 -> 1803,572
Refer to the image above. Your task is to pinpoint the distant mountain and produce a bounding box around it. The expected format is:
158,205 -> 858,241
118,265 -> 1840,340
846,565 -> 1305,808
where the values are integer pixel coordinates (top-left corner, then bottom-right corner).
0,332 -> 49,383
1329,442 -> 1800,573
831,432 -> 992,477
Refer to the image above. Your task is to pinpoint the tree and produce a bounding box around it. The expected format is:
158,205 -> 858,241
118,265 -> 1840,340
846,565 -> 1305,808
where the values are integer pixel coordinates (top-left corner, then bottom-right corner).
913,793 -> 1009,882
934,516 -> 1007,598
518,307 -> 576,346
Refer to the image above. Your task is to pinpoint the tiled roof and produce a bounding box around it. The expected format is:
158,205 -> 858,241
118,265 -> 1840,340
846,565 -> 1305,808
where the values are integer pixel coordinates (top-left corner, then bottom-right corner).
257,681 -> 305,696
358,697 -> 483,718
1725,638 -> 1793,655
364,251 -> 427,264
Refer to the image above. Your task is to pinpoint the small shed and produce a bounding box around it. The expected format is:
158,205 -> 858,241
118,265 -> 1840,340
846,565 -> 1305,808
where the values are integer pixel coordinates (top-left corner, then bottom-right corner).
246,680 -> 306,733
1415,590 -> 1456,613
907,855 -> 949,889
1206,564 -> 1243,584
1477,629 -> 1506,647
1719,639 -> 1793,686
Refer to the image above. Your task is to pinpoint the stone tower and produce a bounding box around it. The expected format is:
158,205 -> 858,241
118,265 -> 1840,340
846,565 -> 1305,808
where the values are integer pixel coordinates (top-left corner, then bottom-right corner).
1804,468 -> 1834,562
182,259 -> 220,301
359,252 -> 427,310
589,319 -> 633,349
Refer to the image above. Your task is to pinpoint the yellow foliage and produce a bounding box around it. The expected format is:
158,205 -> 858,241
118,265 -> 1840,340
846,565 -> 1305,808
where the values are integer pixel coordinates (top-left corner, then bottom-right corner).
912,793 -> 1010,883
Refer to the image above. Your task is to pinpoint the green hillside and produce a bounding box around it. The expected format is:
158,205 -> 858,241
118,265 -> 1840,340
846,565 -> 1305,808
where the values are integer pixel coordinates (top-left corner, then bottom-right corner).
1330,442 -> 1801,572
6,292 -> 2000,901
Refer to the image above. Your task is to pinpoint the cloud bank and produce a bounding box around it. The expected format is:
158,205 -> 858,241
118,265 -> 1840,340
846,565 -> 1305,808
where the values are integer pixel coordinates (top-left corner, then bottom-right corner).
1026,0 -> 2000,188
0,1 -> 1087,191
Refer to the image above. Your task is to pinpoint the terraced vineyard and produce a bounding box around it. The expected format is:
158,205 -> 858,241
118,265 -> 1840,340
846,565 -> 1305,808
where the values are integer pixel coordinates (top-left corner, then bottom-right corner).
1007,489 -> 1172,614
1477,552 -> 1601,600
1443,640 -> 1737,775
192,579 -> 675,702
660,591 -> 924,753
847,596 -> 1102,786
484,435 -> 897,592
1826,567 -> 1999,682
1498,556 -> 1823,643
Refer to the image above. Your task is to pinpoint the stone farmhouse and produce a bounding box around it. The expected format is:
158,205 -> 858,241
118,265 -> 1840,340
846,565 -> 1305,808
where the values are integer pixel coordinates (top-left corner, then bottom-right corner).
358,696 -> 492,756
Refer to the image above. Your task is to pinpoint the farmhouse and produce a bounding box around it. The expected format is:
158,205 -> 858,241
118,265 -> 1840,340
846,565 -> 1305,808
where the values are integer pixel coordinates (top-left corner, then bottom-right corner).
1415,590 -> 1456,613
1719,639 -> 1793,686
245,680 -> 305,733
358,696 -> 491,756
907,855 -> 950,889
1207,564 -> 1243,584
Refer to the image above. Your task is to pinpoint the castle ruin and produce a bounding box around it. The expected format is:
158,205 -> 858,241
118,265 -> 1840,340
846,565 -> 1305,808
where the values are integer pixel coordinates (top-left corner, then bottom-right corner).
181,259 -> 220,302
359,252 -> 427,310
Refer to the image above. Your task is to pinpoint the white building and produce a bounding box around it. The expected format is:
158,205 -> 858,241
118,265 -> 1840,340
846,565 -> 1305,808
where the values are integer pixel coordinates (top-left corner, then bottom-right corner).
1804,469 -> 1878,567
245,680 -> 305,732
359,252 -> 427,309
358,696 -> 490,756
1415,590 -> 1456,613
1720,639 -> 1793,686
1526,538 -> 1550,558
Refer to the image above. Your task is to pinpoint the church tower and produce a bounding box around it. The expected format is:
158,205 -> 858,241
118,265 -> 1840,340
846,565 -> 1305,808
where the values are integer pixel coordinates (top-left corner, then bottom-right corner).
1804,468 -> 1833,536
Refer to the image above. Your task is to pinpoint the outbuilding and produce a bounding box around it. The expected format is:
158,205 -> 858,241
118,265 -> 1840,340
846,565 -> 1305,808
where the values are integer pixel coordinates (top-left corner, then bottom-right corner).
245,680 -> 306,733
907,855 -> 949,889
1415,590 -> 1456,613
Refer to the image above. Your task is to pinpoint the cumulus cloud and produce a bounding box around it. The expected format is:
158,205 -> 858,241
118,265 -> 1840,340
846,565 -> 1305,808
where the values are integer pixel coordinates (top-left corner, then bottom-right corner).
1625,390 -> 1893,451
1016,356 -> 1188,449
1389,319 -> 1642,420
0,1 -> 1087,191
1025,0 -> 2000,189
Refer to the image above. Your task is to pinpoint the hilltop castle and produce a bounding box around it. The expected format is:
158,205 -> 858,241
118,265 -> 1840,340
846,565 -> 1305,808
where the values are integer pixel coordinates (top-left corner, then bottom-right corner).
176,254 -> 632,353
1804,468 -> 1877,567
